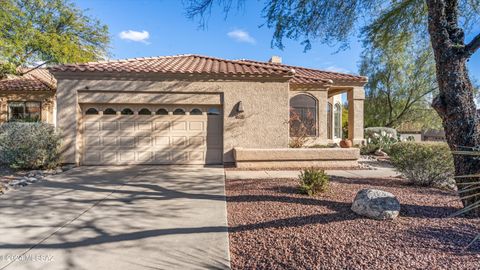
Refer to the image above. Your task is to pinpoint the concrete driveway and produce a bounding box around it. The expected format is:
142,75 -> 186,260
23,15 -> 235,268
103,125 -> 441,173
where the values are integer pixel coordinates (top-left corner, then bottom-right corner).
0,166 -> 230,270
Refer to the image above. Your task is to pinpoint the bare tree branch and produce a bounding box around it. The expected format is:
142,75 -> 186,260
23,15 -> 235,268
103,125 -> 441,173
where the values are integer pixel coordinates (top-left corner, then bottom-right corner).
465,32 -> 480,57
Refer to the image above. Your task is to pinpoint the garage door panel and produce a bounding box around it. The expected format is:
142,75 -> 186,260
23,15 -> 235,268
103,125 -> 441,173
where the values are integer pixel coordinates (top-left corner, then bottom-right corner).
172,121 -> 187,131
85,136 -> 101,146
119,136 -> 135,147
154,122 -> 170,131
137,136 -> 152,146
102,136 -> 117,146
171,136 -> 187,146
102,122 -> 118,130
137,122 -> 153,131
83,106 -> 223,165
155,136 -> 170,145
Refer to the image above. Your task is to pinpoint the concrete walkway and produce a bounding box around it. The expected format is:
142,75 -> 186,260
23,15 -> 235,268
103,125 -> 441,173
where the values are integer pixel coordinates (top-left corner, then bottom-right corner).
225,167 -> 399,180
0,166 -> 230,270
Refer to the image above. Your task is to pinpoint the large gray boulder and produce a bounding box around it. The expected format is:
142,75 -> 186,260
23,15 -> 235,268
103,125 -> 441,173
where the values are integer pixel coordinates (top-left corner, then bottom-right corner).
351,189 -> 400,220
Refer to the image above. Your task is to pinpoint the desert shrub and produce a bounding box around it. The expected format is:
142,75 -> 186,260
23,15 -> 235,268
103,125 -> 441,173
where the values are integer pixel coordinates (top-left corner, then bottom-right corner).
299,168 -> 329,196
389,142 -> 454,187
0,122 -> 62,169
289,108 -> 316,148
362,129 -> 398,155
365,127 -> 397,140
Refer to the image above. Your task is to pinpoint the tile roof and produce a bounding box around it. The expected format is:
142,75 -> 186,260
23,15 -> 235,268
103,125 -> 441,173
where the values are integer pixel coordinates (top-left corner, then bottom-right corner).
49,54 -> 294,77
237,59 -> 367,84
0,68 -> 56,91
49,54 -> 366,85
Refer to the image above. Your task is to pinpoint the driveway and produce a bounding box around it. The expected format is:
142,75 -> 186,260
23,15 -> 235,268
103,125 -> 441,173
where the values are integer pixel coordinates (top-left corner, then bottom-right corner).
0,166 -> 230,270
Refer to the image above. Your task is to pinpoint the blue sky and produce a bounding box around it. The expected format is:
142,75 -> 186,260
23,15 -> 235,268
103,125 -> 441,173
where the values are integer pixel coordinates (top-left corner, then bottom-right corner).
74,0 -> 479,80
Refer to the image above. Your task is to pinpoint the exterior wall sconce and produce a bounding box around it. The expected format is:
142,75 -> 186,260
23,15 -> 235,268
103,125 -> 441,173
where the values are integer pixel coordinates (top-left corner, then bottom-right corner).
237,101 -> 244,113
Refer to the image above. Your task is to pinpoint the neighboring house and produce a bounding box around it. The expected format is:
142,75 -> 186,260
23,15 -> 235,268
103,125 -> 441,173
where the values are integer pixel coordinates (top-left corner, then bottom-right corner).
49,54 -> 366,166
0,68 -> 56,124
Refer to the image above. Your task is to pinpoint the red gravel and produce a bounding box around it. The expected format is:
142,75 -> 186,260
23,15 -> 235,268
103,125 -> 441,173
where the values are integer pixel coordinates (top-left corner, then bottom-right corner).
226,177 -> 480,270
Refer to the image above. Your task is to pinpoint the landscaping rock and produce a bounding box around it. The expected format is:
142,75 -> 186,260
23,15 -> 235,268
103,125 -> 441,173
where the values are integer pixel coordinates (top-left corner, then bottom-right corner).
351,189 -> 400,220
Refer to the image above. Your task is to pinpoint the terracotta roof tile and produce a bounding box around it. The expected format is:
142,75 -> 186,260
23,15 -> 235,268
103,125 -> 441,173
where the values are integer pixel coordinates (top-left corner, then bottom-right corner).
49,54 -> 366,85
0,68 -> 56,92
237,59 -> 367,84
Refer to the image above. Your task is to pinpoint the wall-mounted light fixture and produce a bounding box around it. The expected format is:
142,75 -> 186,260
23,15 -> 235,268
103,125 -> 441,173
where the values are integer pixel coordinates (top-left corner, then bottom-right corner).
237,101 -> 244,113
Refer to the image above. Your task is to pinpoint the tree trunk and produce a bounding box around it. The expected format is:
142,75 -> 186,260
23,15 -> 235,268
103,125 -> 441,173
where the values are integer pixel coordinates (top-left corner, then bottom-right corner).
426,0 -> 480,215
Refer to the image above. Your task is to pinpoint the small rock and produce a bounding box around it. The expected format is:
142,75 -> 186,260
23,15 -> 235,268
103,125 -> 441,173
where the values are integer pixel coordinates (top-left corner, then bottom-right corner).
55,167 -> 63,174
351,189 -> 400,220
27,177 -> 38,183
374,149 -> 388,157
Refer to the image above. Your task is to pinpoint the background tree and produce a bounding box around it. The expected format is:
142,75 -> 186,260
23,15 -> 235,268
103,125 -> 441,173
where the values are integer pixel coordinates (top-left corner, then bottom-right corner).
0,0 -> 109,76
184,0 -> 480,211
360,38 -> 441,129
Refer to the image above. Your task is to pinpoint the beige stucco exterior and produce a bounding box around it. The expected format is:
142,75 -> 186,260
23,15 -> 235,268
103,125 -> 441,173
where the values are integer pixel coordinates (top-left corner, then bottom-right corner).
0,91 -> 56,124
54,73 -> 291,164
234,147 -> 360,168
53,71 -> 365,166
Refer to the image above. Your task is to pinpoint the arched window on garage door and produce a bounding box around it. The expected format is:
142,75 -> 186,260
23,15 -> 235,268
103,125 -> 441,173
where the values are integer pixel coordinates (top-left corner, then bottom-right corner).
290,94 -> 317,136
173,108 -> 185,115
85,108 -> 99,115
103,108 -> 117,115
121,108 -> 134,115
138,108 -> 152,115
156,108 -> 168,115
190,108 -> 203,115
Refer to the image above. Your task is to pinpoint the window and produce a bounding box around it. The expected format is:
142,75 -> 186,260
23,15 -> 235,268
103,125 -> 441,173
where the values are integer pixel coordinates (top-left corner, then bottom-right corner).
156,108 -> 168,115
190,108 -> 203,115
290,94 -> 317,136
207,108 -> 220,115
121,108 -> 134,115
138,108 -> 151,115
103,108 -> 116,115
8,101 -> 41,122
85,108 -> 99,115
334,103 -> 342,139
173,108 -> 185,115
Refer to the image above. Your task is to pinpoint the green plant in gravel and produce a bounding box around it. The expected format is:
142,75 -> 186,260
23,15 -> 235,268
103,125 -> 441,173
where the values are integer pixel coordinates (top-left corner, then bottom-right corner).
362,129 -> 398,155
389,142 -> 454,187
0,122 -> 62,169
299,168 -> 329,196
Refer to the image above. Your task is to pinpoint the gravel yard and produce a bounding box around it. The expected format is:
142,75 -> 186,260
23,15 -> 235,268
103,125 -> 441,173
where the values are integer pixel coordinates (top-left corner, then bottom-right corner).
226,177 -> 480,269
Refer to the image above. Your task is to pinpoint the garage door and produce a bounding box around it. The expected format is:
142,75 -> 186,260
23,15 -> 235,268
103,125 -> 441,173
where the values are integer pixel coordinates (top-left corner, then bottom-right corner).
81,105 -> 223,165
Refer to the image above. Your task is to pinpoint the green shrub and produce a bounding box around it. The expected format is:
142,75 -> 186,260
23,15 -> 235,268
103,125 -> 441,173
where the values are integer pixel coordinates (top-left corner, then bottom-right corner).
299,168 -> 329,196
389,142 -> 454,187
0,122 -> 62,169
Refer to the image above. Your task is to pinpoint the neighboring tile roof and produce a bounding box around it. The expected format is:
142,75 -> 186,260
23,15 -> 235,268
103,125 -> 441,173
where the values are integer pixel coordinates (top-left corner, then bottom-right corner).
49,54 -> 366,85
0,68 -> 56,91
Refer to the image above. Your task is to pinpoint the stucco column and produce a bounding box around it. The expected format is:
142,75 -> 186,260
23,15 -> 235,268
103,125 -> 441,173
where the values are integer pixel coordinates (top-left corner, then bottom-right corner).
347,87 -> 365,144
55,78 -> 79,164
316,90 -> 328,143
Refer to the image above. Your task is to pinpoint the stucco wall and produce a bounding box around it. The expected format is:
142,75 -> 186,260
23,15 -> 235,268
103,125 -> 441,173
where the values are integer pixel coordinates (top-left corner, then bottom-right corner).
0,91 -> 56,124
54,75 -> 290,164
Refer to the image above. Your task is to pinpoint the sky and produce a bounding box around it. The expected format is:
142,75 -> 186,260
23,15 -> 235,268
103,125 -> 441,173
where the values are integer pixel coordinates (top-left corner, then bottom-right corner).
74,0 -> 479,80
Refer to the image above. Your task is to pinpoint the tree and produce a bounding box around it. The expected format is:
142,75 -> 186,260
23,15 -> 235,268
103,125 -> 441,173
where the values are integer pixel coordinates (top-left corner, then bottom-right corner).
184,0 -> 480,212
360,39 -> 441,129
0,0 -> 109,76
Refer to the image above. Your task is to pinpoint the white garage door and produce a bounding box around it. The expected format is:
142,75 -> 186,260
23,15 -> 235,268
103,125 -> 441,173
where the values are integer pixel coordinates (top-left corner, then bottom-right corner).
81,105 -> 223,165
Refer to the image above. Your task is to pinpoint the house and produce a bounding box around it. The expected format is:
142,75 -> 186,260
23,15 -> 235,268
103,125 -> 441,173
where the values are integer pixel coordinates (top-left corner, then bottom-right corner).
0,68 -> 56,124
49,54 -> 367,166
